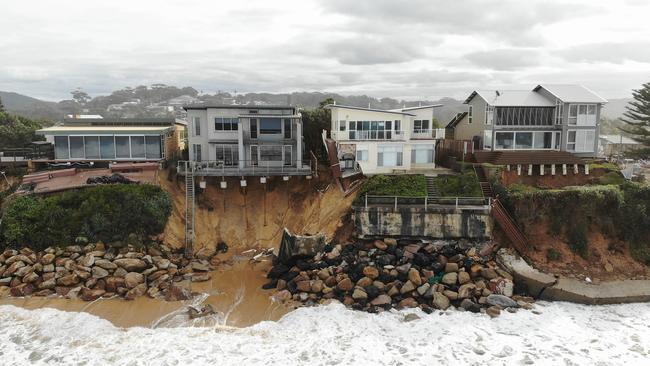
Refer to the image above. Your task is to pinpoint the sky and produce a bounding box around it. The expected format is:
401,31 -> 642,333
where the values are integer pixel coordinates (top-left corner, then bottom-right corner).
1,0 -> 650,101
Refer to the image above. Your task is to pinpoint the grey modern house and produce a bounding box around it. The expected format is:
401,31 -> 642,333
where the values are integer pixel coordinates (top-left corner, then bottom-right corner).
183,104 -> 311,176
446,84 -> 607,158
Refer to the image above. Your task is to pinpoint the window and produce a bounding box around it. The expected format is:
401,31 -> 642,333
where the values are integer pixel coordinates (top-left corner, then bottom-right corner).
250,145 -> 258,166
250,118 -> 258,139
54,136 -> 69,159
260,118 -> 282,134
115,136 -> 130,158
100,136 -> 115,159
515,132 -> 533,149
413,120 -> 429,133
130,136 -> 145,158
555,100 -> 564,125
568,104 -> 597,126
533,132 -> 553,149
145,136 -> 161,159
69,136 -> 84,159
356,149 -> 369,161
394,120 -> 401,132
214,144 -> 239,165
483,131 -> 492,149
495,132 -> 514,149
569,105 -> 578,125
84,136 -> 100,159
411,144 -> 434,164
377,145 -> 403,167
339,120 -> 346,132
284,119 -> 292,139
347,120 -> 394,140
192,144 -> 202,162
554,132 -> 561,150
215,117 -> 238,131
468,105 -> 473,124
283,145 -> 292,166
248,110 -> 258,114
485,105 -> 494,125
260,145 -> 282,161
193,117 -> 201,136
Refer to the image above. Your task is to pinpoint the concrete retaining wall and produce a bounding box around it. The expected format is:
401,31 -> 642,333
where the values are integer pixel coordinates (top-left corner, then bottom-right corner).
353,206 -> 492,239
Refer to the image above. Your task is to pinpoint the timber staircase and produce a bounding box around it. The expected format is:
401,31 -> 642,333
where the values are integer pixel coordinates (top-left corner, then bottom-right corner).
425,175 -> 440,197
474,164 -> 528,254
184,161 -> 195,257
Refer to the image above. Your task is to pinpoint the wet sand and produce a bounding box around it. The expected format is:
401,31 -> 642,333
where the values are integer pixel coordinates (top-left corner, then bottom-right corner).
0,260 -> 291,329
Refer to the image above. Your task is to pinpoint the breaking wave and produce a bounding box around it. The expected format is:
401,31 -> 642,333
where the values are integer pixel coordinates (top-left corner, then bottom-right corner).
0,301 -> 649,365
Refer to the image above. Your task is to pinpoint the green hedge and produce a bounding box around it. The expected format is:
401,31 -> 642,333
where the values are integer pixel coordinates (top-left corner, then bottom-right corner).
358,175 -> 427,197
430,172 -> 482,197
0,184 -> 172,250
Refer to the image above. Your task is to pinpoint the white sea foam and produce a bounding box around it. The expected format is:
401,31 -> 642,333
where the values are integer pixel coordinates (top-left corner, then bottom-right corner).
1,301 -> 649,365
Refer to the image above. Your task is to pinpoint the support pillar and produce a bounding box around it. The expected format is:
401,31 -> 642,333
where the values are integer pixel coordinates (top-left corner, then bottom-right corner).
540,164 -> 545,176
528,164 -> 533,176
562,164 -> 567,175
574,164 -> 579,174
551,164 -> 556,175
517,164 -> 522,176
585,164 -> 590,175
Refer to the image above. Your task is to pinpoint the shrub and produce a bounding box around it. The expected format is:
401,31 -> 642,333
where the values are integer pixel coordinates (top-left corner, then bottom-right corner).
431,172 -> 482,197
568,221 -> 589,259
358,174 -> 427,197
546,248 -> 561,261
0,184 -> 172,250
596,171 -> 626,186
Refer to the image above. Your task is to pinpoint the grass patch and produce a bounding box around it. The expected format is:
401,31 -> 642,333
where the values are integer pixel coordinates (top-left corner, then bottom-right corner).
546,248 -> 561,261
358,174 -> 427,197
596,171 -> 626,186
430,171 -> 482,197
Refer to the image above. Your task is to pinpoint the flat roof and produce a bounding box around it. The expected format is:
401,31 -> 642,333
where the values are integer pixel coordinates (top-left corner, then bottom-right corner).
63,117 -> 175,125
391,104 -> 443,111
36,126 -> 174,135
184,104 -> 295,110
600,134 -> 639,145
323,104 -> 416,116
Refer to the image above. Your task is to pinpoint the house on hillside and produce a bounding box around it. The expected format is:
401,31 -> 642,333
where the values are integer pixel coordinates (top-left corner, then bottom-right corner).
444,85 -> 607,169
325,104 -> 445,175
36,117 -> 182,162
599,134 -> 641,158
183,104 -> 311,176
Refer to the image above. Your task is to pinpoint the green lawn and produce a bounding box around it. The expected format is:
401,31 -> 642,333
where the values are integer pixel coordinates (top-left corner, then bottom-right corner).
358,174 -> 427,197
430,171 -> 483,197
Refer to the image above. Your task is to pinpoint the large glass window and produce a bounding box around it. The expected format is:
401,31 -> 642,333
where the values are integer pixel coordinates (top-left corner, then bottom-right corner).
339,120 -> 346,132
130,136 -> 145,158
356,149 -> 369,161
84,136 -> 100,159
54,136 -> 69,159
284,119 -> 292,139
483,131 -> 492,149
115,136 -> 131,158
192,144 -> 202,162
250,118 -> 258,139
260,145 -> 282,161
411,144 -> 434,164
283,145 -> 292,166
377,145 -> 403,167
145,136 -> 161,159
193,117 -> 201,136
567,131 -> 577,151
495,132 -> 514,149
100,136 -> 115,159
569,105 -> 578,125
413,120 -> 429,133
348,120 -> 394,140
533,132 -> 553,149
69,136 -> 84,159
515,132 -> 533,149
215,117 -> 238,131
214,144 -> 239,166
260,118 -> 282,134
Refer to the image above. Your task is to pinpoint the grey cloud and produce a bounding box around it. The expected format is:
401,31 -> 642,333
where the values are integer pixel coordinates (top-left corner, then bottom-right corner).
465,49 -> 543,71
325,37 -> 427,65
558,42 -> 650,64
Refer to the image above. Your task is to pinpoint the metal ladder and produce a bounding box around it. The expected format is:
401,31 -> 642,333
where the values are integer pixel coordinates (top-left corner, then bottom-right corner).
184,161 -> 195,257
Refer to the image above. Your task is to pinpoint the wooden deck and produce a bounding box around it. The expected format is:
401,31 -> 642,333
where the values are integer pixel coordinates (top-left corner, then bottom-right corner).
473,150 -> 582,165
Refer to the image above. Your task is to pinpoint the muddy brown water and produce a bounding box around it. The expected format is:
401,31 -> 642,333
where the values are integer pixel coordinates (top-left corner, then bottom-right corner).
0,261 -> 291,328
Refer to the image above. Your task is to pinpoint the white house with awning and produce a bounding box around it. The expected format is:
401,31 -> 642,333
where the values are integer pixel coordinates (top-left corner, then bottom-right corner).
36,117 -> 180,161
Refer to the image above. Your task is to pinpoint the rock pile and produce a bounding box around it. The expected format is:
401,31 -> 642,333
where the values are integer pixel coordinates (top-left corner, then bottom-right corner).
264,239 -> 535,316
0,243 -> 215,301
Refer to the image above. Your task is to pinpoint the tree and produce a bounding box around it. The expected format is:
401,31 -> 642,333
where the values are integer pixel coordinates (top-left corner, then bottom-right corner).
0,96 -> 4,112
0,110 -> 43,149
302,98 -> 334,161
71,88 -> 91,105
620,82 -> 650,157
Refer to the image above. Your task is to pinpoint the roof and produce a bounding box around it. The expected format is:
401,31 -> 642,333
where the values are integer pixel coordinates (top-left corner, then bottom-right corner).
36,126 -> 174,135
323,104 -> 416,116
533,84 -> 608,104
446,112 -> 468,129
62,117 -> 175,126
184,104 -> 295,111
599,134 -> 639,145
465,90 -> 555,107
390,104 -> 443,112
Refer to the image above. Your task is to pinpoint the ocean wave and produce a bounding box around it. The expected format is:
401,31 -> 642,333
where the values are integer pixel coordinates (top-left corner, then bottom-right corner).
0,302 -> 649,365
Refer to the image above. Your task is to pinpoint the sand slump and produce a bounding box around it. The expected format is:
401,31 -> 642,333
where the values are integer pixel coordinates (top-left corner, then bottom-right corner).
0,261 -> 291,328
160,168 -> 357,253
1,301 -> 650,365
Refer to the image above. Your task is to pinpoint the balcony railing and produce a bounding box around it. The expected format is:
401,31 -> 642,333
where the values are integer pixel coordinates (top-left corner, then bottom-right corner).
177,159 -> 313,177
358,194 -> 491,211
411,128 -> 446,139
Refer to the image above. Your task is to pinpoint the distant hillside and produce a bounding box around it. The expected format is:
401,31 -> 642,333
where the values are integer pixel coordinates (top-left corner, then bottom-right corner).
0,91 -> 63,121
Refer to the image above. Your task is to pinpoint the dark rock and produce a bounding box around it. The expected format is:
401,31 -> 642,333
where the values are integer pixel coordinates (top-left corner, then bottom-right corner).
262,279 -> 278,290
486,294 -> 518,308
460,299 -> 481,313
364,285 -> 380,299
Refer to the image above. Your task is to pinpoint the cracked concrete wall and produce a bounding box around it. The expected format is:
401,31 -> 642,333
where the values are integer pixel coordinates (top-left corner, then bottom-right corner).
354,207 -> 492,239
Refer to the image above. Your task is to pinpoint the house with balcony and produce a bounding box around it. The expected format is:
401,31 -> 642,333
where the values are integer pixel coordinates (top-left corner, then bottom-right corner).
325,104 -> 444,175
183,104 -> 311,176
445,85 -> 607,170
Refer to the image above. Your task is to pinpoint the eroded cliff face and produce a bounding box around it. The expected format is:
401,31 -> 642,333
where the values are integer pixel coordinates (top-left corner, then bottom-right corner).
160,168 -> 357,254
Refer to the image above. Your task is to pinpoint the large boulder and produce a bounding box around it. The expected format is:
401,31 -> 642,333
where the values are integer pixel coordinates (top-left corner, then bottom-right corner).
165,284 -> 192,301
57,274 -> 80,286
432,292 -> 450,310
80,287 -> 105,301
94,259 -> 117,270
486,294 -> 518,308
125,283 -> 147,300
40,253 -> 56,265
124,272 -> 144,289
91,266 -> 109,279
113,258 -> 148,272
